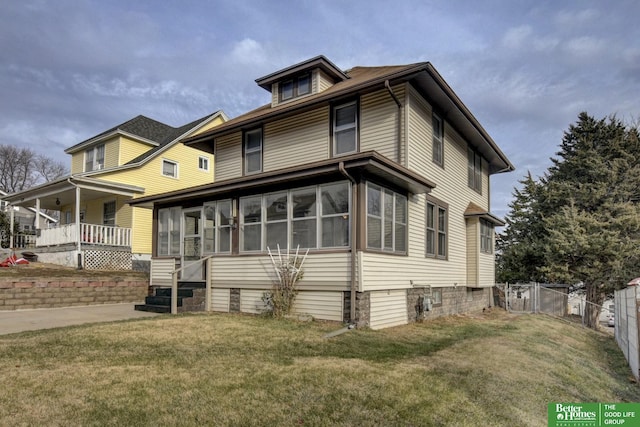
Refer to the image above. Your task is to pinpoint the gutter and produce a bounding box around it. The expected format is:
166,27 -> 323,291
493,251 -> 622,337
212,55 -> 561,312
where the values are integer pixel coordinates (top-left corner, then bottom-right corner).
385,80 -> 403,164
338,161 -> 358,325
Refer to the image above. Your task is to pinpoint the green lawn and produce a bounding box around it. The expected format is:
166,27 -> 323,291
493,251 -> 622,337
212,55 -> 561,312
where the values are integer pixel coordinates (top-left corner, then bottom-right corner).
0,311 -> 637,426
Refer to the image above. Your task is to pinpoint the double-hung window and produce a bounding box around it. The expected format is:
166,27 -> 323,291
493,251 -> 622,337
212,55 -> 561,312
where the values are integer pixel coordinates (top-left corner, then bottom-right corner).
85,144 -> 105,172
198,156 -> 209,172
432,113 -> 444,166
467,147 -> 482,193
426,200 -> 447,259
203,200 -> 232,253
244,128 -> 263,174
333,102 -> 357,156
366,183 -> 407,253
103,201 -> 116,226
162,159 -> 178,178
480,219 -> 493,254
157,207 -> 181,256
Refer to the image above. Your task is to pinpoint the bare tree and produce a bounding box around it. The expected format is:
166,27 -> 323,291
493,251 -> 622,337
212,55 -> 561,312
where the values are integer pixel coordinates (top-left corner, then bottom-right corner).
0,144 -> 68,193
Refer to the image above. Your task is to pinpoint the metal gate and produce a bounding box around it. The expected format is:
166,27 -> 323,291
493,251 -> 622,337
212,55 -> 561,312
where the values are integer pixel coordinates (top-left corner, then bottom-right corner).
506,283 -> 536,313
499,283 -> 569,316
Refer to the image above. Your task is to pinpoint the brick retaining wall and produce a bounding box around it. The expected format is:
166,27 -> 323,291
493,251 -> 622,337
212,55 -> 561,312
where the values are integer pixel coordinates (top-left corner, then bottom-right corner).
0,277 -> 149,310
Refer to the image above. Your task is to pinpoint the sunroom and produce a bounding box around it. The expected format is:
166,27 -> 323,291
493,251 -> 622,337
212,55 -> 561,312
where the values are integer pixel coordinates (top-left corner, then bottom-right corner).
130,151 -> 434,319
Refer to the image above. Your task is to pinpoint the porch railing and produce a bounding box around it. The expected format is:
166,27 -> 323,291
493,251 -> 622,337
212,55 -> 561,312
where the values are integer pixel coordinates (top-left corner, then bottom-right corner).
13,234 -> 37,249
36,223 -> 131,247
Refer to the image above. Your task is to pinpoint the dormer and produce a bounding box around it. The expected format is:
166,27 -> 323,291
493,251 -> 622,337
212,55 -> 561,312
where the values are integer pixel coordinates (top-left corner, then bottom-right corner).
256,55 -> 349,107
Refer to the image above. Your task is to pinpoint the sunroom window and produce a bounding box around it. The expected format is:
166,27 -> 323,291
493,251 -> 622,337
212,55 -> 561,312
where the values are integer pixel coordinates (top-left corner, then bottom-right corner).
203,200 -> 232,253
238,181 -> 350,252
157,206 -> 181,256
366,183 -> 407,253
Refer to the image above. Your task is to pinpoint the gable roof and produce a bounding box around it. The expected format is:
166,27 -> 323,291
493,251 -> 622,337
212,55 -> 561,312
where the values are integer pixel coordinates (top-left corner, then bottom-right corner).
64,111 -> 227,174
65,115 -> 172,154
183,60 -> 514,175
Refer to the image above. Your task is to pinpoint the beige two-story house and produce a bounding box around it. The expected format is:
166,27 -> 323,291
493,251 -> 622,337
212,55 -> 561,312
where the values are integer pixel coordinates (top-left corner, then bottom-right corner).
131,56 -> 514,328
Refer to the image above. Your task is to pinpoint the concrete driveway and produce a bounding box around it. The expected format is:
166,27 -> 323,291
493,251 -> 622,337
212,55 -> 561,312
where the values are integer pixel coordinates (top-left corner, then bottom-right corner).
0,303 -> 161,335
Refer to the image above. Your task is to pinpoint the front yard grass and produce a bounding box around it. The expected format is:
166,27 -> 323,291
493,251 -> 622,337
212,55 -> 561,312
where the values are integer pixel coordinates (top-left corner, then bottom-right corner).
0,310 -> 637,426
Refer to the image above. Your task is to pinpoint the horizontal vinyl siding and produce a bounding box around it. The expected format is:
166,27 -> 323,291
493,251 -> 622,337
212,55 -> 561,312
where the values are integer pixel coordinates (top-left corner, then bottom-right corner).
479,252 -> 496,287
264,107 -> 329,172
71,152 -> 84,174
104,138 -> 120,169
370,290 -> 407,330
359,86 -> 496,293
317,70 -> 334,93
118,136 -> 150,165
360,85 -> 405,162
466,220 -> 479,287
240,289 -> 269,314
132,207 -> 152,254
215,132 -> 242,181
150,258 -> 176,287
212,288 -> 230,312
292,291 -> 343,321
211,253 -> 351,290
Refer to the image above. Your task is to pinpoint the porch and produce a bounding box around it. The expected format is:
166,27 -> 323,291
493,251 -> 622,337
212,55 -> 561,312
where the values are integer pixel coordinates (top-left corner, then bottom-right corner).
3,175 -> 143,270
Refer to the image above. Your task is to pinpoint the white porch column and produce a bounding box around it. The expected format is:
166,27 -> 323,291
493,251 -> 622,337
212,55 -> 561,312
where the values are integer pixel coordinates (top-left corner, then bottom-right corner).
35,198 -> 41,230
75,185 -> 82,259
9,207 -> 14,249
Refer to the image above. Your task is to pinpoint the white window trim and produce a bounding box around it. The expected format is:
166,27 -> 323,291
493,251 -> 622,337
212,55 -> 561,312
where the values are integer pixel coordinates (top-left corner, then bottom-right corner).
84,144 -> 105,172
162,159 -> 179,179
198,156 -> 210,172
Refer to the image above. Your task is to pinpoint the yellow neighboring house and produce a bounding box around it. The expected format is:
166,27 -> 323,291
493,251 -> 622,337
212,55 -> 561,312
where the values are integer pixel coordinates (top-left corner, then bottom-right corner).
4,111 -> 227,270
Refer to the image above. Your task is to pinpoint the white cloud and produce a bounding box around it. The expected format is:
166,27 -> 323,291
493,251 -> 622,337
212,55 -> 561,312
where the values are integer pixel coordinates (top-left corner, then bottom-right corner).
563,36 -> 606,58
502,25 -> 533,49
230,38 -> 266,64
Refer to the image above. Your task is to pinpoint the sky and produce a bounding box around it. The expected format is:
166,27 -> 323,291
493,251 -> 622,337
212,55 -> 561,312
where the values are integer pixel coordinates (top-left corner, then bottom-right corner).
1,0 -> 639,219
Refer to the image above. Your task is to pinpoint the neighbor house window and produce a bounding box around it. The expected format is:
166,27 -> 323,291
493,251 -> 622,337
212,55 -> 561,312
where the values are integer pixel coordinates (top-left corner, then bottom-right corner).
426,200 -> 447,259
333,101 -> 357,156
467,147 -> 482,193
203,200 -> 232,253
279,73 -> 311,102
162,159 -> 178,178
157,206 -> 181,256
85,144 -> 105,172
244,128 -> 263,174
480,219 -> 493,254
432,113 -> 444,167
238,181 -> 350,252
366,183 -> 407,253
198,156 -> 209,172
103,201 -> 116,226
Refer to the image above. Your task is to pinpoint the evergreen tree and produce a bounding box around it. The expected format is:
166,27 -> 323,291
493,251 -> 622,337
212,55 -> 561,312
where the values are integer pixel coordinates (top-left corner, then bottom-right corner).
496,172 -> 546,283
540,113 -> 640,327
499,112 -> 640,328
